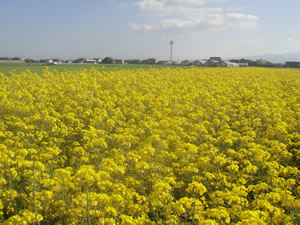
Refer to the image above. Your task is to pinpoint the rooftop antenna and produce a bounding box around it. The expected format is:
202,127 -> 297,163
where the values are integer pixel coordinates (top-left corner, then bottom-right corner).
170,40 -> 174,62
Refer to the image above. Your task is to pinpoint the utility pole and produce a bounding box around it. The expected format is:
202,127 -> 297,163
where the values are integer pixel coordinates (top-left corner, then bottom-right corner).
170,41 -> 174,62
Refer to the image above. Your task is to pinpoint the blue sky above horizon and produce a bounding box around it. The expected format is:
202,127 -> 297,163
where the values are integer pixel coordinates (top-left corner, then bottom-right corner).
1,0 -> 300,60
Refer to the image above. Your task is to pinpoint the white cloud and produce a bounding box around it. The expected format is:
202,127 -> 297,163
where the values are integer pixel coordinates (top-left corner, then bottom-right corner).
225,13 -> 258,28
226,13 -> 258,21
244,38 -> 266,44
131,18 -> 204,31
130,23 -> 159,31
132,0 -> 258,31
165,0 -> 227,5
226,6 -> 245,12
137,0 -> 163,12
136,0 -> 224,16
161,19 -> 200,29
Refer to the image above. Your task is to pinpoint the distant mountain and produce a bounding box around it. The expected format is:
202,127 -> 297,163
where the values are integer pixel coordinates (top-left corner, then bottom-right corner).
230,52 -> 300,64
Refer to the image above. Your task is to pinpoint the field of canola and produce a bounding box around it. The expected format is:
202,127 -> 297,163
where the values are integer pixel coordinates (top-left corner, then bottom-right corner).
0,67 -> 299,224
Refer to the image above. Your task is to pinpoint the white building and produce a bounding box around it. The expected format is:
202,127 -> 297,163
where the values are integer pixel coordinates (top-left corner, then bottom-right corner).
224,61 -> 240,67
85,59 -> 97,64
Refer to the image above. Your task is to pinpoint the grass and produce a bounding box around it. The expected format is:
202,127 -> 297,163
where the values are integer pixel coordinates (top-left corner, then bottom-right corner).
2,62 -> 293,76
0,63 -> 171,76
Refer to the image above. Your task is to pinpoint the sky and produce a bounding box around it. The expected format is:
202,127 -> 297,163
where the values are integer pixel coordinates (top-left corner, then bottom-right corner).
1,0 -> 300,60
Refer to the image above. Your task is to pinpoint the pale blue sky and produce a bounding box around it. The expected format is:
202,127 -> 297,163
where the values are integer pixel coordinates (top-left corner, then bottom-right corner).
1,0 -> 300,60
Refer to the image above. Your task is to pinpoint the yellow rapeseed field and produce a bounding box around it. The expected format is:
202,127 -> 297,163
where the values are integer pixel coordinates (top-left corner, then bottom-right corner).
0,67 -> 299,224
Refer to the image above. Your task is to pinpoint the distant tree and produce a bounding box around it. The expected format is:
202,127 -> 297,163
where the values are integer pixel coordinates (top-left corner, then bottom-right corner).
53,58 -> 63,63
25,59 -> 36,63
0,57 -> 11,60
73,58 -> 85,63
11,57 -> 22,61
102,57 -> 115,64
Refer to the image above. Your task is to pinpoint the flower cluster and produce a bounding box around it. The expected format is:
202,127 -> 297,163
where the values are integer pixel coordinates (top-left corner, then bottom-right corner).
0,67 -> 299,224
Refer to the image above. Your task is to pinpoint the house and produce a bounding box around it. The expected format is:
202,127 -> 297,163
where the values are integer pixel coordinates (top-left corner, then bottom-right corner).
171,61 -> 180,66
73,58 -> 85,63
0,57 -> 25,63
204,60 -> 217,67
224,61 -> 239,67
0,57 -> 12,61
114,59 -> 125,64
12,57 -> 25,62
126,59 -> 141,64
39,59 -> 48,63
157,60 -> 175,65
216,60 -> 227,67
157,60 -> 169,65
93,58 -> 103,63
238,62 -> 249,67
192,60 -> 203,67
53,59 -> 63,64
85,59 -> 97,64
285,61 -> 300,68
140,58 -> 157,64
205,56 -> 225,67
256,59 -> 273,67
145,58 -> 158,64
102,57 -> 116,64
46,59 -> 60,65
248,60 -> 258,67
180,60 -> 192,66
229,59 -> 249,67
24,59 -> 39,63
209,57 -> 222,62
